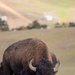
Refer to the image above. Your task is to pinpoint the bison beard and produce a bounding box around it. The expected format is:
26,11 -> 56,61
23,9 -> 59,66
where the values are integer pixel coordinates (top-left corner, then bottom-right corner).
1,38 -> 60,75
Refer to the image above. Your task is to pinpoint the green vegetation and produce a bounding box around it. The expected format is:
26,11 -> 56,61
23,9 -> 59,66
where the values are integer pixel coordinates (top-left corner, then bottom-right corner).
0,19 -> 9,31
0,28 -> 75,75
54,22 -> 75,28
69,22 -> 75,27
27,20 -> 47,29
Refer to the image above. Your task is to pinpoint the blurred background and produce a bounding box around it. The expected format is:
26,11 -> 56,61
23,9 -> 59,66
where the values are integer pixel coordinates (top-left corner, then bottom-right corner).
0,0 -> 75,75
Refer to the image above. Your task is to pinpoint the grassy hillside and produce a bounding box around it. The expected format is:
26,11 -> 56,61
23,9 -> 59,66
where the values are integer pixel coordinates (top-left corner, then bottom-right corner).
0,28 -> 75,75
1,0 -> 75,22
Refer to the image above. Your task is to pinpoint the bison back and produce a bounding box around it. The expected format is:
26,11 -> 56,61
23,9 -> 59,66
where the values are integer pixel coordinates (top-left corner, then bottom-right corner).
3,38 -> 51,74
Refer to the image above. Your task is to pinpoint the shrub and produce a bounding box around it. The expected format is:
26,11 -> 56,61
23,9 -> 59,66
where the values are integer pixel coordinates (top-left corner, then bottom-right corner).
32,20 -> 41,29
41,24 -> 47,29
0,19 -> 9,31
26,20 -> 47,29
62,22 -> 67,28
55,23 -> 62,28
69,22 -> 75,27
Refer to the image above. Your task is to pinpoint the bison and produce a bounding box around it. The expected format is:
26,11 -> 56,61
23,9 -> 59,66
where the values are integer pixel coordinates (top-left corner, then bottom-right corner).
1,38 -> 60,75
0,53 -> 60,75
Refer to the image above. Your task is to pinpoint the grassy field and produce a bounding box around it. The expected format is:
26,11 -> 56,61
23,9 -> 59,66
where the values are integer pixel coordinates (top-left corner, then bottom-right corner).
0,28 -> 75,75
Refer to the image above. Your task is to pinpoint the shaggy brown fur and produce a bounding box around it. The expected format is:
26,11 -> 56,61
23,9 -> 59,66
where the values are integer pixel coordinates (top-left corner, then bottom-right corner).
2,38 -> 52,75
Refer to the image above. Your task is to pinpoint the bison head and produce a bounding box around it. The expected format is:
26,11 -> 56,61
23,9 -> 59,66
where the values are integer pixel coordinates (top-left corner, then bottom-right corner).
29,58 -> 60,75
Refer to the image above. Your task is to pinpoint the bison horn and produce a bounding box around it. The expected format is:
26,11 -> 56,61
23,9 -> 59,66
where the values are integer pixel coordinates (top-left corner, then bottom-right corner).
29,59 -> 36,72
54,60 -> 60,72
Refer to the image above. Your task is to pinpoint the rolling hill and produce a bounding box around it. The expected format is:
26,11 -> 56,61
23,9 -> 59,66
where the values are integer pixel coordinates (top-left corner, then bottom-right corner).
0,0 -> 75,29
1,0 -> 75,20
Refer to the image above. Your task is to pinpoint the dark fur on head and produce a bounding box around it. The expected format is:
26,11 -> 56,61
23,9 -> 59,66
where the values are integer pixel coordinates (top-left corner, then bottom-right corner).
36,58 -> 55,75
